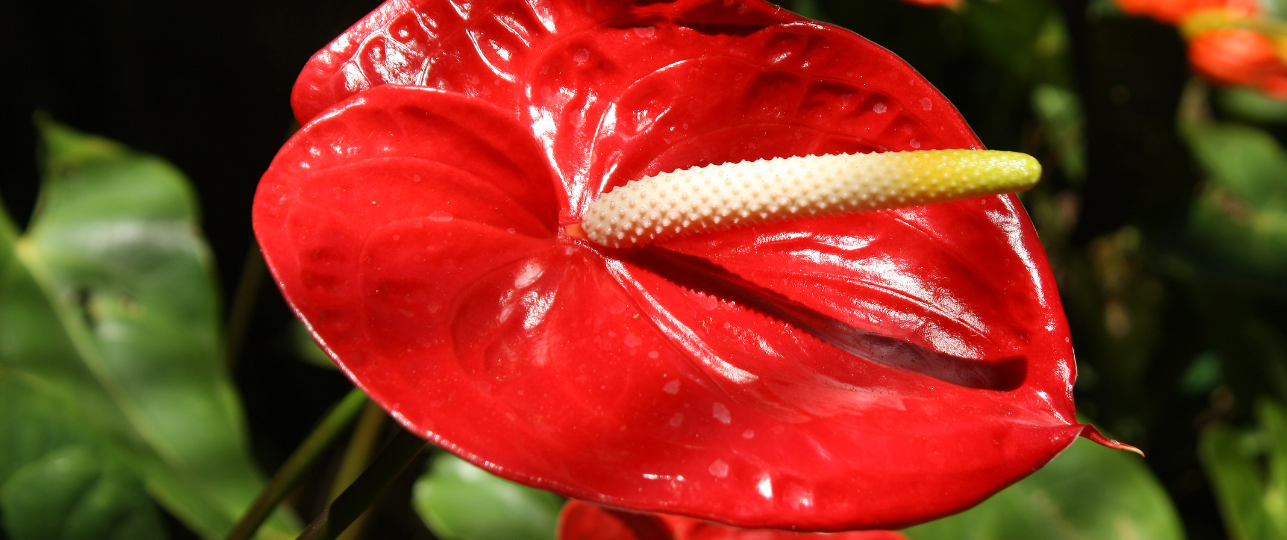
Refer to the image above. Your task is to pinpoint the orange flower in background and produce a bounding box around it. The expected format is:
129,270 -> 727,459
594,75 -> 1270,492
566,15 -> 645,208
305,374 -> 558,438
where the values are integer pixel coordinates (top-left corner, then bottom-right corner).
1111,0 -> 1287,99
1115,0 -> 1257,24
1189,29 -> 1287,98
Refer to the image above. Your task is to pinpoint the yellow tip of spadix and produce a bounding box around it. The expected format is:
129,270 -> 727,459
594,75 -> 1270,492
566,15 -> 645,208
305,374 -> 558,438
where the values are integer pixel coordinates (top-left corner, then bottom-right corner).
582,149 -> 1041,249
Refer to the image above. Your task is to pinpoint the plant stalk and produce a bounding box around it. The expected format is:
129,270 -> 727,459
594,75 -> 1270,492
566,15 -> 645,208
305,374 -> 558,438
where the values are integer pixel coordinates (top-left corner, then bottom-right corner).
224,242 -> 266,374
225,388 -> 369,540
297,428 -> 429,540
331,401 -> 389,540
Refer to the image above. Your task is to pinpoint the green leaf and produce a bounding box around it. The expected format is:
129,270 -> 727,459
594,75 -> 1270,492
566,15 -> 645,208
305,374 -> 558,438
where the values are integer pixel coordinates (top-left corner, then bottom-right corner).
1183,119 -> 1287,272
1201,399 -> 1287,540
904,436 -> 1185,540
789,0 -> 829,22
0,371 -> 164,540
0,120 -> 299,539
1185,123 -> 1287,204
1031,84 -> 1087,183
1,445 -> 166,540
1218,87 -> 1287,125
958,0 -> 1062,82
413,453 -> 564,540
1179,351 -> 1223,396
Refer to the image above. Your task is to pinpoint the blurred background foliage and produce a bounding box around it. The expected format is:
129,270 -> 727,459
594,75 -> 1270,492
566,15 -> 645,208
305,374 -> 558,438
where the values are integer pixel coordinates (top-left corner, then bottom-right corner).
6,0 -> 1287,537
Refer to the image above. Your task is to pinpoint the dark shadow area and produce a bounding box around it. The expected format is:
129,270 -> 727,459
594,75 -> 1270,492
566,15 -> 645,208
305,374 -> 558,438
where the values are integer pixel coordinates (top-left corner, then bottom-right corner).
628,246 -> 1028,391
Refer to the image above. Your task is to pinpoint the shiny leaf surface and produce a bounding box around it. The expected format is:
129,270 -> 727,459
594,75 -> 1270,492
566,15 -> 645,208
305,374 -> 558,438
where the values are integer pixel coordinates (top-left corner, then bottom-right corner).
0,121 -> 298,540
257,0 -> 1097,530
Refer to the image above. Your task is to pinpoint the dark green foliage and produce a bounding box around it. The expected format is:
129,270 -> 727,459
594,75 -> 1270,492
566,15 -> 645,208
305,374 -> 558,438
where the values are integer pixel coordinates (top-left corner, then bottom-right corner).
0,120 -> 299,540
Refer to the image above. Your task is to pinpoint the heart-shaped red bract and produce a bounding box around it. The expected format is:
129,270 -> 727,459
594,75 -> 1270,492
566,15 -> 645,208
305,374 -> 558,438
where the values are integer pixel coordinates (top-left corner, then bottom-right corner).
558,500 -> 910,540
256,0 -> 1099,531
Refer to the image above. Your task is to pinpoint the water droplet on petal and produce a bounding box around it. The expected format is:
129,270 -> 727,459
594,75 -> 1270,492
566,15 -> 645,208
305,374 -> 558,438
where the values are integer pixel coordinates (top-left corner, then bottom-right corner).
648,350 -> 659,359
624,333 -> 642,347
873,103 -> 888,114
712,402 -> 731,424
921,98 -> 933,111
709,460 -> 729,478
669,413 -> 684,427
743,429 -> 755,439
663,380 -> 680,394
428,210 -> 453,223
757,475 -> 773,498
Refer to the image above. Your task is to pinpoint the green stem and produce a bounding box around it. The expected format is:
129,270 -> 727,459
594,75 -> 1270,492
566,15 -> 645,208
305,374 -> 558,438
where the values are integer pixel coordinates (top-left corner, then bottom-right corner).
225,388 -> 369,540
224,242 -> 266,374
297,429 -> 428,540
331,401 -> 388,540
329,401 -> 388,501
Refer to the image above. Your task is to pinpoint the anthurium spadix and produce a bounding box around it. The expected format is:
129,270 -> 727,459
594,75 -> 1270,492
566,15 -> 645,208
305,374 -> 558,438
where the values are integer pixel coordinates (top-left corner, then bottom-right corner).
255,0 -> 1134,531
578,150 -> 1041,247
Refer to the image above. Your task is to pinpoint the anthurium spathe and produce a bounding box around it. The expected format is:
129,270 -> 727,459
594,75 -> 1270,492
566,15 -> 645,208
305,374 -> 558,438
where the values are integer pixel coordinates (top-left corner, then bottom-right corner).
255,0 -> 1126,531
557,500 -> 910,540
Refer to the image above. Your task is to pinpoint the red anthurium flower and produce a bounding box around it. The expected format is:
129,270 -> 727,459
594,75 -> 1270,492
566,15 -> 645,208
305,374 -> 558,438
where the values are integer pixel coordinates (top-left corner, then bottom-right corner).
558,500 -> 910,540
255,0 -> 1128,531
1188,28 -> 1287,98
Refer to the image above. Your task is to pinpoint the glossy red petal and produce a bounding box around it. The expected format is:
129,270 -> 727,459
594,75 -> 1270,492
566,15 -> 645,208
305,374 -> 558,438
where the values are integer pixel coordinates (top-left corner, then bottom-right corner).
259,0 -> 1097,531
558,500 -> 910,540
290,0 -> 974,218
256,85 -> 1083,530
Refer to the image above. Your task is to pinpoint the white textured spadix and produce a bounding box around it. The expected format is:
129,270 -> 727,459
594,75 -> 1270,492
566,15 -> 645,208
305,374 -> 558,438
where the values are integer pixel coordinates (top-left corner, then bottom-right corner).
581,149 -> 1041,249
